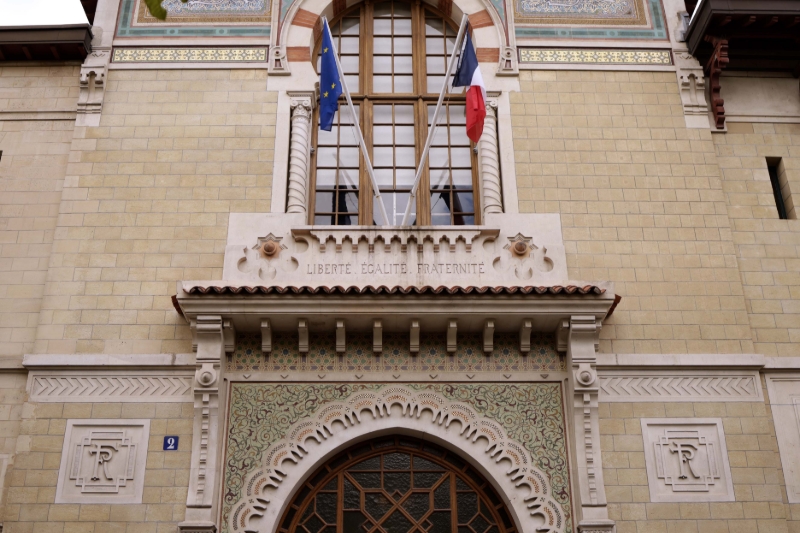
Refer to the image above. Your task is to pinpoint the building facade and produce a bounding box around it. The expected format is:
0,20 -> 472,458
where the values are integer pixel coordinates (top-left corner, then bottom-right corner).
1,0 -> 800,532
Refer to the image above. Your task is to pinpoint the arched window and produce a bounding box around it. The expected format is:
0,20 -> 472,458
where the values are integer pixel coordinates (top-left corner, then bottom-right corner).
312,0 -> 480,226
277,436 -> 517,533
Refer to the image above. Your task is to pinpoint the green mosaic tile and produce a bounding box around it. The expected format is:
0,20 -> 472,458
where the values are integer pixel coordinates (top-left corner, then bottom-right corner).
228,331 -> 564,373
221,382 -> 573,533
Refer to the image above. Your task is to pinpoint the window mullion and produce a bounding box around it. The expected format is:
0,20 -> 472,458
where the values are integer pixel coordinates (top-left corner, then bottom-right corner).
415,99 -> 431,226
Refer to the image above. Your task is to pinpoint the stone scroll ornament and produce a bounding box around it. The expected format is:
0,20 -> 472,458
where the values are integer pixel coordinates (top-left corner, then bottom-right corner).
229,385 -> 566,533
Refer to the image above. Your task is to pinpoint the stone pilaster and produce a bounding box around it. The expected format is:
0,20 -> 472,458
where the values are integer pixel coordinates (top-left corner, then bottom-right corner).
479,95 -> 503,216
286,92 -> 315,214
76,49 -> 111,127
567,315 -> 615,533
180,315 -> 226,533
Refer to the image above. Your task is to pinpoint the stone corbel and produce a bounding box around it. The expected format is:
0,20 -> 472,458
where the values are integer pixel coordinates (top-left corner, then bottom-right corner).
674,49 -> 710,129
286,92 -> 315,214
566,315 -> 615,533
180,315 -> 226,533
76,49 -> 111,127
497,46 -> 519,75
269,45 -> 291,75
479,93 -> 503,216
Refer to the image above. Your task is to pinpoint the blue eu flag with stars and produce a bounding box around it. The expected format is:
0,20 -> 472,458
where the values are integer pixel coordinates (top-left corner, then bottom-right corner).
319,19 -> 343,131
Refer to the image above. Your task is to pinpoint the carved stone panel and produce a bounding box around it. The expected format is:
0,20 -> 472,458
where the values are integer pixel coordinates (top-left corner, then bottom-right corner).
222,212 -> 569,287
641,418 -> 734,502
56,419 -> 150,504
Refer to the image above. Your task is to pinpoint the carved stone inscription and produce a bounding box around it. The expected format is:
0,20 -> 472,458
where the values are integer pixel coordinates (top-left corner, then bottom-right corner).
223,213 -> 570,287
641,418 -> 734,502
56,419 -> 150,504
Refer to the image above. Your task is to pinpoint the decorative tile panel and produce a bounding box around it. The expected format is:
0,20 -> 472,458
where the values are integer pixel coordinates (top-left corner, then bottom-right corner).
222,382 -> 573,533
56,419 -> 150,504
515,0 -> 668,41
641,418 -> 734,503
228,331 -> 565,373
116,0 -> 270,39
112,48 -> 267,63
520,48 -> 671,65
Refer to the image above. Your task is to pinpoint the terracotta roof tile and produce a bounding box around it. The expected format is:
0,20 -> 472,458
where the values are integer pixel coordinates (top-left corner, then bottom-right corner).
182,284 -> 607,296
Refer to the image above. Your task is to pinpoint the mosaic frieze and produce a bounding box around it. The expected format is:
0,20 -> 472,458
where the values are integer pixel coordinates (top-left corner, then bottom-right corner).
223,382 -> 572,533
116,0 -> 270,38
228,331 -> 564,373
515,0 -> 667,41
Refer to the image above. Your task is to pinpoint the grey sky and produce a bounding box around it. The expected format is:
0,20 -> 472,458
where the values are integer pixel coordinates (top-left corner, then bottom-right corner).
1,0 -> 89,27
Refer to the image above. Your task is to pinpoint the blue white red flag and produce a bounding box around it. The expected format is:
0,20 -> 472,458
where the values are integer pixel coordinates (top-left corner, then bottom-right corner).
319,19 -> 344,131
452,25 -> 486,143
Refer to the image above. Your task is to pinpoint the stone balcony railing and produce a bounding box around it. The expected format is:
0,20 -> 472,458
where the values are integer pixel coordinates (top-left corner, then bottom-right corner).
221,212 -> 569,288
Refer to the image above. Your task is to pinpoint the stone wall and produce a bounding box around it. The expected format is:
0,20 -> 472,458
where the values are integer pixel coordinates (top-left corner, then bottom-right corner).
512,70 -> 753,355
4,400 -> 193,533
714,123 -> 800,357
599,390 -> 788,533
32,69 -> 277,355
0,65 -> 81,358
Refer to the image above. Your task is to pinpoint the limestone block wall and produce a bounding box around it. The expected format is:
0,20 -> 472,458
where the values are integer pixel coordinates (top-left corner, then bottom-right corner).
512,70 -> 753,355
33,69 -> 277,355
599,393 -> 789,533
713,123 -> 800,357
0,65 -> 81,358
4,401 -> 193,533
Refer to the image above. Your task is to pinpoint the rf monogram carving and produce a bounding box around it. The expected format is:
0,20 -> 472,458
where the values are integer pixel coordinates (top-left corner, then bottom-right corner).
641,419 -> 734,502
56,420 -> 150,504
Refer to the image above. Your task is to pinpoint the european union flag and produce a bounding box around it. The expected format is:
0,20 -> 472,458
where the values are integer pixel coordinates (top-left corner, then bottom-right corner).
319,19 -> 343,131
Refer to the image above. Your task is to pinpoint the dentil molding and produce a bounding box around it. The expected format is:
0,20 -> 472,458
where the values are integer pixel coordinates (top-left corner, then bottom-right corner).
229,385 -> 567,533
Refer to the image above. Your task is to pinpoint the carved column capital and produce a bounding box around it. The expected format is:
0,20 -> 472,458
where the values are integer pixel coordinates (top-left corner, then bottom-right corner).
565,315 -> 613,530
182,315 -> 226,533
479,92 -> 502,216
286,92 -> 315,214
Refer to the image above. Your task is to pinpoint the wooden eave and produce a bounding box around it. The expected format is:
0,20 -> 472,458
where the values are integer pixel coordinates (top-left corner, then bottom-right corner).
0,24 -> 92,62
686,0 -> 800,69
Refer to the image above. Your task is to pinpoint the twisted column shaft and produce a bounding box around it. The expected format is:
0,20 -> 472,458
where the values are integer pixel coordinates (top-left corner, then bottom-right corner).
479,99 -> 502,215
287,96 -> 313,214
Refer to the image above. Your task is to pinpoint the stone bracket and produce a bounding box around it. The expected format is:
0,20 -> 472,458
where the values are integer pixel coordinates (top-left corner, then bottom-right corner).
77,49 -> 111,127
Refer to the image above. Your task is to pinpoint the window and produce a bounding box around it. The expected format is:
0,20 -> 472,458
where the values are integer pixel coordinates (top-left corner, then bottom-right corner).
312,1 -> 480,226
767,157 -> 795,220
277,436 -> 517,533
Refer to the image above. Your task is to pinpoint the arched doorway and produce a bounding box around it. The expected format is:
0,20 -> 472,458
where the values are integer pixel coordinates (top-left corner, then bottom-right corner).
276,436 -> 518,533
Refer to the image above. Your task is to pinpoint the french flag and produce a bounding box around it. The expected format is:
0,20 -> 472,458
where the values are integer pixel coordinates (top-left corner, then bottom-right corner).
452,25 -> 486,143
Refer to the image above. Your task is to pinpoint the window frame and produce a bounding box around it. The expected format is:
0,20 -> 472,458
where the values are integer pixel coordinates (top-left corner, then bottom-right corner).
309,0 -> 481,226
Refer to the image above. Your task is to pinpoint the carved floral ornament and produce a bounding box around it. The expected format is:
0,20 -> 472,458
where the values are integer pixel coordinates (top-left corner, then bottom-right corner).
229,386 -> 566,533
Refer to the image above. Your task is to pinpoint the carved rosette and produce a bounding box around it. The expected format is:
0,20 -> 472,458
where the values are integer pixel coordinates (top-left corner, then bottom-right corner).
479,97 -> 502,215
286,93 -> 314,214
229,385 -> 567,533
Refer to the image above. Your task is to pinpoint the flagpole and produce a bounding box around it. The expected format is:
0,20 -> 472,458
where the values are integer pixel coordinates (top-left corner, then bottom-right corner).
399,14 -> 469,227
323,17 -> 390,227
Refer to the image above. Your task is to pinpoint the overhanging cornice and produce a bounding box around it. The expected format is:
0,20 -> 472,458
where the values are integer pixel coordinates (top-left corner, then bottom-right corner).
174,280 -> 616,334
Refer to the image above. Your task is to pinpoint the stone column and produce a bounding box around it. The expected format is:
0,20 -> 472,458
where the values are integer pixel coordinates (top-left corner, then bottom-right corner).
286,92 -> 315,214
567,315 -> 616,533
180,315 -> 226,533
479,96 -> 503,215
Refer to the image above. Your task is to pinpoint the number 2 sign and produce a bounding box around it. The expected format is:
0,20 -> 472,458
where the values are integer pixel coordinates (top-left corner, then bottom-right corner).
163,436 -> 179,450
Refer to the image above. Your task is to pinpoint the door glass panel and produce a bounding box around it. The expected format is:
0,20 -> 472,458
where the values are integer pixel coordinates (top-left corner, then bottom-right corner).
278,438 -> 515,533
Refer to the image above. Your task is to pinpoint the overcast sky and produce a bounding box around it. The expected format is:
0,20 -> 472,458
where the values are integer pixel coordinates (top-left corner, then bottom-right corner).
1,0 -> 89,27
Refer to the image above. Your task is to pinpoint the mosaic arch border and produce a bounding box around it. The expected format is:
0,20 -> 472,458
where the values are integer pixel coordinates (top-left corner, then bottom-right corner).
228,385 -> 568,533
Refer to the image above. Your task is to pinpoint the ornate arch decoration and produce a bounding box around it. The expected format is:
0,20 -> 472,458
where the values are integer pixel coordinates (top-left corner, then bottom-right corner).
228,386 -> 567,533
270,0 -> 518,76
